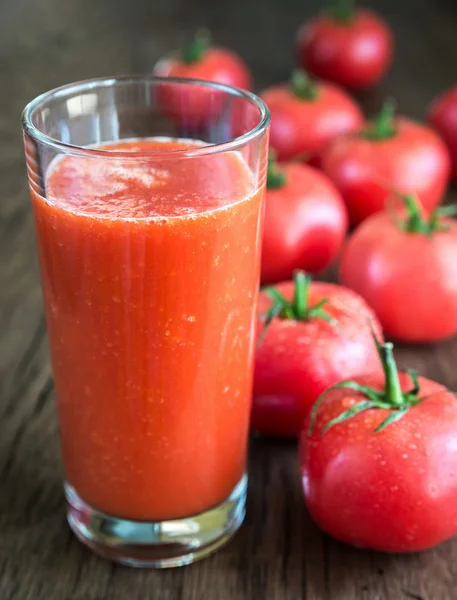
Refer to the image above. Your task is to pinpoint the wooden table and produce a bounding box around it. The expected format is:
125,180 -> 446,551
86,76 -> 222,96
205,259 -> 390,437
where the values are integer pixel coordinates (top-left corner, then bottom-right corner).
1,0 -> 457,598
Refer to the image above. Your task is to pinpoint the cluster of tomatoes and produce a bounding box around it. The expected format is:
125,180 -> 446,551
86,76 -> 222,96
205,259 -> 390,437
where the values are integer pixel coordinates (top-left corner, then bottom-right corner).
154,2 -> 457,554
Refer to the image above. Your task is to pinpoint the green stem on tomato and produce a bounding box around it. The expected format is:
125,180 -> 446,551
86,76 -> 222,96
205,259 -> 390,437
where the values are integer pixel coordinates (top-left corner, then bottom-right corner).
309,334 -> 424,435
182,29 -> 211,64
329,0 -> 356,23
290,69 -> 320,101
380,343 -> 405,407
401,194 -> 426,233
293,270 -> 308,319
362,100 -> 397,141
390,191 -> 457,236
267,150 -> 286,189
428,203 -> 457,232
258,271 -> 336,344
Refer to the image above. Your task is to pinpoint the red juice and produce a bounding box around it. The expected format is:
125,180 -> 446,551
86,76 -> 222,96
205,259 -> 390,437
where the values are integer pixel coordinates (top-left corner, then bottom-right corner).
31,138 -> 264,521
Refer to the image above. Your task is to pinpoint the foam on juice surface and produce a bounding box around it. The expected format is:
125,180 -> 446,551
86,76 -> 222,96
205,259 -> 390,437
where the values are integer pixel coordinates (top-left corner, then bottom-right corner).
45,137 -> 253,220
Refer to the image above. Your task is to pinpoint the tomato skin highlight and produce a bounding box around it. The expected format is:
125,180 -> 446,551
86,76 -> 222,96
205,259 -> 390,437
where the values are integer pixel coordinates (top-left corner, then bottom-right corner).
260,80 -> 363,163
339,211 -> 457,343
428,85 -> 457,182
297,9 -> 393,90
252,281 -> 383,437
322,117 -> 451,224
261,163 -> 348,285
300,373 -> 457,552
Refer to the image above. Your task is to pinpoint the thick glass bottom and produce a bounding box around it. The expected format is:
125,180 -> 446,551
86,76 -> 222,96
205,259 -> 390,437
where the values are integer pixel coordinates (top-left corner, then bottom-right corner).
65,474 -> 247,568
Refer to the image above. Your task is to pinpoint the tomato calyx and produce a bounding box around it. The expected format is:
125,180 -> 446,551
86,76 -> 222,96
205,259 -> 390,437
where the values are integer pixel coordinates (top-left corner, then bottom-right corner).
328,0 -> 356,23
290,69 -> 320,102
182,29 -> 211,64
391,192 -> 457,236
361,100 -> 397,141
259,271 -> 336,344
310,337 -> 423,435
267,150 -> 286,189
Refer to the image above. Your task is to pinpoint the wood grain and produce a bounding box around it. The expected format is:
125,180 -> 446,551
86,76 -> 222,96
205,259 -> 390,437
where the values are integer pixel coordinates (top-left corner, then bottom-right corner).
1,0 -> 457,598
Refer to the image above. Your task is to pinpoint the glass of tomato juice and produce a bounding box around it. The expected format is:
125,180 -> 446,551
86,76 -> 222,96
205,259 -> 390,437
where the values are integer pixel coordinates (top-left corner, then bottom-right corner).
22,76 -> 269,567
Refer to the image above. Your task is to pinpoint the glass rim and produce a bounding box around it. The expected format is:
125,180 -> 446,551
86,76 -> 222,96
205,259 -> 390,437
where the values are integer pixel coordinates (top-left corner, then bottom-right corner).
21,74 -> 270,160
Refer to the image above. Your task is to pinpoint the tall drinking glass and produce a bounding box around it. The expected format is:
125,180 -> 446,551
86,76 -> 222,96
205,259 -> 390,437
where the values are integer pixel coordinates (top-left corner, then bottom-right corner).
22,76 -> 269,568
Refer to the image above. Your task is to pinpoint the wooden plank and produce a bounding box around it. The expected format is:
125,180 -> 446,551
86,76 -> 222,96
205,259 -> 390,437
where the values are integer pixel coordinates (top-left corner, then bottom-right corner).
1,0 -> 457,598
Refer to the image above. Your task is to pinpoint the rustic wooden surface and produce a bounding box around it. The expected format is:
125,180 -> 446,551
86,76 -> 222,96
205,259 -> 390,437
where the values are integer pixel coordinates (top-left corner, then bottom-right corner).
1,0 -> 457,598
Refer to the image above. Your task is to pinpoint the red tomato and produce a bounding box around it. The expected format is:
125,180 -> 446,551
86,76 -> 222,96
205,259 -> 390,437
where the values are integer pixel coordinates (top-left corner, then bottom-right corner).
260,70 -> 363,163
154,30 -> 252,126
252,273 -> 383,437
297,6 -> 393,90
428,85 -> 457,181
261,155 -> 348,284
322,102 -> 451,224
300,341 -> 457,552
339,194 -> 457,342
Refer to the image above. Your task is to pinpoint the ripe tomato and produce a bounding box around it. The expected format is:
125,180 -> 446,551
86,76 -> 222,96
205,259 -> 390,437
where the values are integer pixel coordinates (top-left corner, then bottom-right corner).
260,70 -> 363,163
428,85 -> 457,181
339,194 -> 457,343
261,155 -> 348,284
300,339 -> 457,552
252,272 -> 383,437
322,102 -> 451,224
153,30 -> 252,126
297,4 -> 393,90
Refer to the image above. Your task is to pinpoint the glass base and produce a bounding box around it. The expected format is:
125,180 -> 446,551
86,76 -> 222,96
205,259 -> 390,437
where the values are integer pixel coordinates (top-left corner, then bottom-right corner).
65,475 -> 247,568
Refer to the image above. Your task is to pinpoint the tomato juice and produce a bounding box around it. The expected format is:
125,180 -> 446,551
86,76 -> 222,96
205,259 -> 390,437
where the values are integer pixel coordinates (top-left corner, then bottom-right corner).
31,138 -> 264,521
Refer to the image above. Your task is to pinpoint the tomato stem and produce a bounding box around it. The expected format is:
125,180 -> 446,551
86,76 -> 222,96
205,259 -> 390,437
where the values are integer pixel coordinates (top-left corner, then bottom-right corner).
380,343 -> 404,407
293,270 -> 308,319
182,29 -> 211,64
290,69 -> 320,101
401,194 -> 426,233
362,100 -> 397,141
390,191 -> 457,236
259,271 -> 337,344
428,204 -> 457,232
329,0 -> 356,23
310,334 -> 424,435
267,150 -> 287,189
